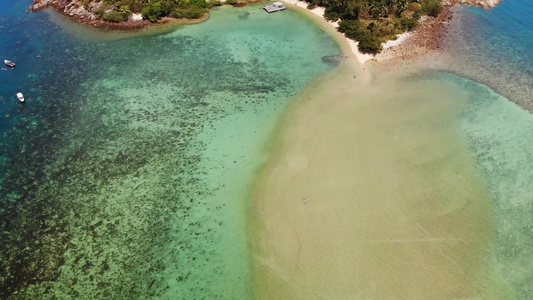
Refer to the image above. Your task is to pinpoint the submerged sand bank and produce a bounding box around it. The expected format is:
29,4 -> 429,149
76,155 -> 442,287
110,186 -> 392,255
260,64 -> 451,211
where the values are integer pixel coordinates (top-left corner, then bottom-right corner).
250,62 -> 507,298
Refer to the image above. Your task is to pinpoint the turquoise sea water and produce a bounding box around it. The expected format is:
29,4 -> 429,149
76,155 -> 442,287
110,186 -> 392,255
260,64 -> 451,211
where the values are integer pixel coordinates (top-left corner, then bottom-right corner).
437,73 -> 533,298
0,2 -> 338,298
439,2 -> 533,297
1,0 -> 532,299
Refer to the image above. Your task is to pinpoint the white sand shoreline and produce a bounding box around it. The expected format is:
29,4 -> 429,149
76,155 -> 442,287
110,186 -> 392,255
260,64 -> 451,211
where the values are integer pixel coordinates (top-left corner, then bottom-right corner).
283,0 -> 411,65
283,0 -> 372,64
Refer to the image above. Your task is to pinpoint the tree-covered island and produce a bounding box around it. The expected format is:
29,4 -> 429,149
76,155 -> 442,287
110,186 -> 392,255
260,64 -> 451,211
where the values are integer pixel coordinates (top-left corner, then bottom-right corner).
95,0 -> 211,22
29,0 -> 225,29
304,0 -> 444,54
29,0 -> 499,53
29,0 -> 442,49
298,0 -> 499,54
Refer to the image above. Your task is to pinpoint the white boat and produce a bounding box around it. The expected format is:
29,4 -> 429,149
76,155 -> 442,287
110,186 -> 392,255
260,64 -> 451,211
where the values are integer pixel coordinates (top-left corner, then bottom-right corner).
4,59 -> 16,68
16,92 -> 24,103
264,1 -> 286,13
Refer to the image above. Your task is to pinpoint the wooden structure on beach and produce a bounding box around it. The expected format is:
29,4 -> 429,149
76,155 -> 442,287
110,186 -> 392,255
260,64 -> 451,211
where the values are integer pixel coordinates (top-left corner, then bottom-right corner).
264,2 -> 286,13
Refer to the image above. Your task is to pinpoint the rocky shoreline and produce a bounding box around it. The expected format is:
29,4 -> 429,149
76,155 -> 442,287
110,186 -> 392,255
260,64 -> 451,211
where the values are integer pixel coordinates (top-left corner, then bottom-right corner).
374,10 -> 452,62
29,0 -> 215,30
374,0 -> 501,62
30,0 -> 153,30
446,0 -> 501,9
29,0 -> 501,31
28,0 -> 264,31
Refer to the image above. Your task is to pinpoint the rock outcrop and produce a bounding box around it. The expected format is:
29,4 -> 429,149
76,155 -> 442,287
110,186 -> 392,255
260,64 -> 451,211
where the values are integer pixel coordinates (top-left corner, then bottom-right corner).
29,0 -> 62,11
443,0 -> 502,9
28,0 -> 162,30
30,0 -> 101,20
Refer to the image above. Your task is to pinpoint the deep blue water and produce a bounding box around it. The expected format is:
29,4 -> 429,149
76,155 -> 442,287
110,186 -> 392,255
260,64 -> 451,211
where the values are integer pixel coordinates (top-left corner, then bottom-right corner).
445,0 -> 533,108
465,0 -> 533,75
0,0 -> 91,146
1,0 -> 88,191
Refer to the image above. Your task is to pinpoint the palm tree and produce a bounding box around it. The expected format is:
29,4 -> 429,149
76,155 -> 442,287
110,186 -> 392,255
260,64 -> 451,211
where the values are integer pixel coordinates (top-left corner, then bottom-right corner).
396,0 -> 408,17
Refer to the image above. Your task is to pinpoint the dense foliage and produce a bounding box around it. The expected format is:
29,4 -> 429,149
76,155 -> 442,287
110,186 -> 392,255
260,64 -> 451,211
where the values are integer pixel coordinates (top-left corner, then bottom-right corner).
305,0 -> 444,54
85,0 -> 218,23
82,0 -> 444,48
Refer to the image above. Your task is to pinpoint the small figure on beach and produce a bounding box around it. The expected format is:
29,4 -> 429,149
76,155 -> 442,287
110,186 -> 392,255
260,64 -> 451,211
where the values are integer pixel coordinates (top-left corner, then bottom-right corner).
303,196 -> 307,205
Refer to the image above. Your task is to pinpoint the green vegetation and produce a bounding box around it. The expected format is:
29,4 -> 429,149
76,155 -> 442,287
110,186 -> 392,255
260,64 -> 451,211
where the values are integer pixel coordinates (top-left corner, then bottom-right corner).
422,0 -> 443,17
87,0 -> 212,23
102,6 -> 132,22
84,0 -> 443,45
305,0 -> 444,54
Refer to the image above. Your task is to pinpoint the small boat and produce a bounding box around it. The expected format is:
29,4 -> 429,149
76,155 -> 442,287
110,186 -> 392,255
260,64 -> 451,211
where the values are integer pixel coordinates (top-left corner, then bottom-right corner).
16,92 -> 25,103
4,59 -> 16,68
264,1 -> 286,13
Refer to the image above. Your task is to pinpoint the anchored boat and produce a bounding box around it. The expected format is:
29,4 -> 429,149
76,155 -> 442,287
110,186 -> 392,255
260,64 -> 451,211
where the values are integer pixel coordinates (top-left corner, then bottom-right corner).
4,59 -> 16,68
16,92 -> 24,103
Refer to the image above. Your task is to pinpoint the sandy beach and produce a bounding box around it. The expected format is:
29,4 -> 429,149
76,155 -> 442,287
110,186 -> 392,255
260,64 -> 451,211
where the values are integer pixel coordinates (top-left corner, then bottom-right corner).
250,59 -> 507,298
284,0 -> 420,64
250,1 -> 526,298
249,4 -> 512,297
284,0 -> 460,66
284,0 -> 375,64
